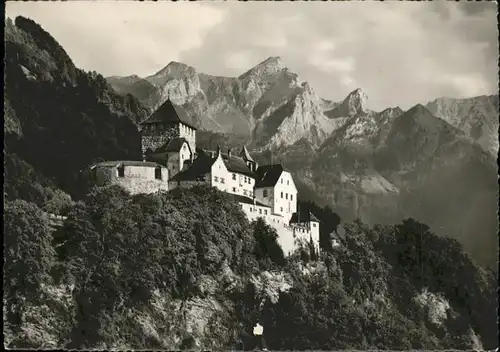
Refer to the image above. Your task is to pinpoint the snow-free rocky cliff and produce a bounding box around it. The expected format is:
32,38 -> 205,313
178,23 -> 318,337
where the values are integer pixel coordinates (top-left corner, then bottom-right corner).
107,57 -> 359,149
425,95 -> 499,157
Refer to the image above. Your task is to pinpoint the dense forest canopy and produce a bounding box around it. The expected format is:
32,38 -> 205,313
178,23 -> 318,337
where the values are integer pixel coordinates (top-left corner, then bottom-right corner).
4,185 -> 496,350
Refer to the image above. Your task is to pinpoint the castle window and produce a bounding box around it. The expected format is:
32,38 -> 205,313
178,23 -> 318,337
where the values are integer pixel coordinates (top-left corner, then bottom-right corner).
281,192 -> 283,198
214,176 -> 219,182
232,187 -> 236,192
287,180 -> 289,185
155,167 -> 162,180
285,193 -> 288,200
291,195 -> 293,201
220,177 -> 225,184
313,223 -> 317,227
265,210 -> 268,215
259,209 -> 262,214
232,173 -> 236,180
263,189 -> 268,197
280,207 -> 283,212
117,165 -> 125,178
244,190 -> 247,196
281,179 -> 283,184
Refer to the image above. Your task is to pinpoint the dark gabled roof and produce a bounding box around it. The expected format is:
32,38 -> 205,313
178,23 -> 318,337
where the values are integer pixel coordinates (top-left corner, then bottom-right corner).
239,146 -> 254,162
155,137 -> 190,153
91,160 -> 163,168
169,152 -> 215,181
229,194 -> 269,207
222,154 -> 255,178
254,164 -> 284,188
140,99 -> 197,129
290,210 -> 321,224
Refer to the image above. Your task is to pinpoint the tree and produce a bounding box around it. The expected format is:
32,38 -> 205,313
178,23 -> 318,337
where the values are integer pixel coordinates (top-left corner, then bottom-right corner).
4,200 -> 57,330
252,218 -> 285,269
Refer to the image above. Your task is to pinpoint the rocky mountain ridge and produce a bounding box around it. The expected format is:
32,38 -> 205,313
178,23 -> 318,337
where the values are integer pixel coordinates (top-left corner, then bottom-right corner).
425,95 -> 499,156
107,57 -> 370,149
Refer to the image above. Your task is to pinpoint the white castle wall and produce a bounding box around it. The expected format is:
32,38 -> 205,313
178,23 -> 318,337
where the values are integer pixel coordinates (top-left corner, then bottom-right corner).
238,201 -> 320,257
211,155 -> 231,192
269,171 -> 298,218
94,164 -> 169,195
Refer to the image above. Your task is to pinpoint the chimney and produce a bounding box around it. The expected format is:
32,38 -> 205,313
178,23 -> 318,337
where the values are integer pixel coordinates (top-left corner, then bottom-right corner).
228,148 -> 232,158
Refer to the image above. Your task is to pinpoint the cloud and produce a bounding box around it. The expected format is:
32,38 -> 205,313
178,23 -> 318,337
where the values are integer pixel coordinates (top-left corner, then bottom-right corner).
179,1 -> 497,110
5,1 -> 225,77
224,51 -> 254,71
6,1 -> 497,110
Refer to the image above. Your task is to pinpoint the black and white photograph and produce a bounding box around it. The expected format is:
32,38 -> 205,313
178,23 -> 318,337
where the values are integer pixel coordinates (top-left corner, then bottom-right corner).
3,0 -> 498,350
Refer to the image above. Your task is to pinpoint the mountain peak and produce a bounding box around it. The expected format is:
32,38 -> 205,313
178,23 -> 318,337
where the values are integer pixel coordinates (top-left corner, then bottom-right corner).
239,56 -> 287,79
339,88 -> 368,116
261,56 -> 284,66
408,103 -> 431,115
153,61 -> 196,77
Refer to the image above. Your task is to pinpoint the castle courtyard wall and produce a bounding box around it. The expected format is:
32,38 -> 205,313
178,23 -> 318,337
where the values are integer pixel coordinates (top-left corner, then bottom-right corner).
94,165 -> 169,195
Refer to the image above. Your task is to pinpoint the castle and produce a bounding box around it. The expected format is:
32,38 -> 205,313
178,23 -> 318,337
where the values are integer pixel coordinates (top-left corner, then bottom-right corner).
88,99 -> 320,256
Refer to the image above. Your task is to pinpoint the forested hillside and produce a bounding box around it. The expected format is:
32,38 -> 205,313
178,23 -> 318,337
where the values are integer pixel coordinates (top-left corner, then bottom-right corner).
4,185 -> 497,350
4,16 -> 146,203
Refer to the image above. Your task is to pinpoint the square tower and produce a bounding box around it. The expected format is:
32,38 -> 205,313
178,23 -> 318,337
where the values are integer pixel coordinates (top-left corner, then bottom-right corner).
140,99 -> 197,158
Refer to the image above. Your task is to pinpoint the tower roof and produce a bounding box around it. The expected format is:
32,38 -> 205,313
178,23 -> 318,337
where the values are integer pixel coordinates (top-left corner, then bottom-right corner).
239,145 -> 254,162
290,210 -> 320,224
140,99 -> 197,129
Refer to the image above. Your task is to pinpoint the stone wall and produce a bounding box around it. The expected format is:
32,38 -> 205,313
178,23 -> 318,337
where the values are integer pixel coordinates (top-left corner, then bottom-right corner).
94,164 -> 169,195
141,124 -> 179,156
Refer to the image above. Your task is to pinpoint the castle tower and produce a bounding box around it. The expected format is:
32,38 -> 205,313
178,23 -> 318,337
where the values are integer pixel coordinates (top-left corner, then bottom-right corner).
239,145 -> 257,172
139,99 -> 197,159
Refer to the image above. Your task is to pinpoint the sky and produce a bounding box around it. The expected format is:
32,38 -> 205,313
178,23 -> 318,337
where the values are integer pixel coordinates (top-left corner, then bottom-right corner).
5,0 -> 498,111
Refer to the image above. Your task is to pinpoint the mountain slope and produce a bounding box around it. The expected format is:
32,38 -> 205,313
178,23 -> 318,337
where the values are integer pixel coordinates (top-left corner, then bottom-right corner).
300,104 -> 498,267
4,16 -> 147,197
4,186 -> 497,350
425,95 -> 499,156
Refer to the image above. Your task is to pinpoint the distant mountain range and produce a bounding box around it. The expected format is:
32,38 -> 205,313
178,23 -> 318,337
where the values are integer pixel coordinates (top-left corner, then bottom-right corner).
108,59 -> 498,268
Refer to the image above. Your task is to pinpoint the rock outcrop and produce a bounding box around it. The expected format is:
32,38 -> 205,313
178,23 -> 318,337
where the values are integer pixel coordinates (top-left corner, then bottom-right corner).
425,95 -> 499,156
